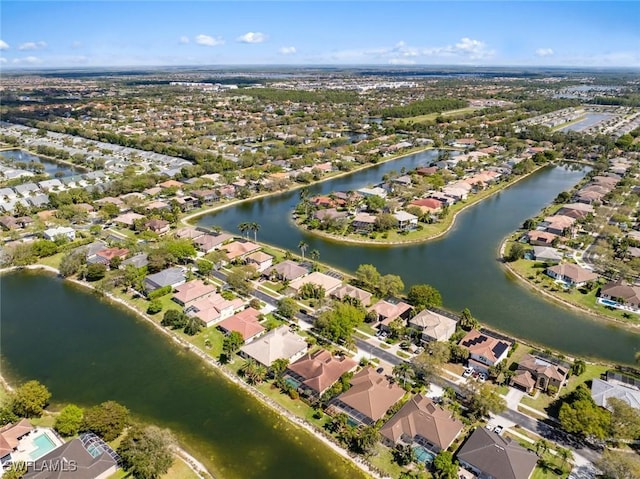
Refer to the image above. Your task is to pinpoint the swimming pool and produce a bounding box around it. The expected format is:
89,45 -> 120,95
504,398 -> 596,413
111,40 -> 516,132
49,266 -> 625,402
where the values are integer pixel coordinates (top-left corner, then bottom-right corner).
599,298 -> 618,307
412,445 -> 435,464
29,433 -> 58,460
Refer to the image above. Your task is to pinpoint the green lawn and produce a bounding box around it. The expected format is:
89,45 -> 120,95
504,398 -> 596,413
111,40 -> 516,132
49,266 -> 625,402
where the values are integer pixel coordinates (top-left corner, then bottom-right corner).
367,443 -> 407,479
254,382 -> 328,430
37,252 -> 64,269
163,457 -> 200,479
393,106 -> 480,124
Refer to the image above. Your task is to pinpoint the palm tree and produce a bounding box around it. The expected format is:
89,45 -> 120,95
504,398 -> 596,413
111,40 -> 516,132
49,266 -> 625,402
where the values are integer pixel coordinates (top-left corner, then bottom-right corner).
392,362 -> 415,388
250,222 -> 260,242
238,222 -> 249,239
298,241 -> 308,259
310,249 -> 320,261
534,439 -> 549,457
557,447 -> 573,472
240,359 -> 267,385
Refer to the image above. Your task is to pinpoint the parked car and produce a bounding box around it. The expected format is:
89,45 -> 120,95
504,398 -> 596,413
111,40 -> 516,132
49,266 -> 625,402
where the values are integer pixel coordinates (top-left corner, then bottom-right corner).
376,367 -> 384,374
494,425 -> 504,434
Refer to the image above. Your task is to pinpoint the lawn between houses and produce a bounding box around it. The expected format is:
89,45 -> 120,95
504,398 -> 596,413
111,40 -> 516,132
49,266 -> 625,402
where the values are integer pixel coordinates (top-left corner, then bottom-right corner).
504,242 -> 640,328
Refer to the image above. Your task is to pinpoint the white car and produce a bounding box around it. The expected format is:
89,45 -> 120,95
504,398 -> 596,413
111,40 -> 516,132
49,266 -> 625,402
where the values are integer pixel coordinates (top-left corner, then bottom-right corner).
462,368 -> 473,378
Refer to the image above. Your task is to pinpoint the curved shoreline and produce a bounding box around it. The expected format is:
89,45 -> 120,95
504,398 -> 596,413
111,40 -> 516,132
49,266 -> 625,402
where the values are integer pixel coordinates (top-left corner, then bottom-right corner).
498,238 -> 640,333
292,164 -> 548,247
0,147 -> 91,174
0,265 -> 379,479
181,145 -> 439,227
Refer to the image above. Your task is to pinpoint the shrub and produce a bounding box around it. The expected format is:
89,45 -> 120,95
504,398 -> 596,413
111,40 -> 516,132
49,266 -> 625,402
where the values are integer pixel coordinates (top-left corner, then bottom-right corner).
147,285 -> 172,300
147,300 -> 162,315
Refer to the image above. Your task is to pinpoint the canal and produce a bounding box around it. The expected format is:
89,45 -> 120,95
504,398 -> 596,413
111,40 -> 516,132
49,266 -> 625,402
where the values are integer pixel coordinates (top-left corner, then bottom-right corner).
197,150 -> 640,363
0,272 -> 368,479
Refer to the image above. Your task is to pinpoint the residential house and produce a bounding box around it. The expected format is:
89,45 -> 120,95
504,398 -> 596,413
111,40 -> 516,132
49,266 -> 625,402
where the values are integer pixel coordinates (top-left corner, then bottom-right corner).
394,210 -> 419,231
43,226 -> 75,241
158,179 -> 184,189
95,196 -> 126,211
239,325 -> 308,367
145,200 -> 171,212
546,263 -> 598,287
557,203 -> 594,220
120,252 -> 148,269
591,378 -> 640,411
409,198 -> 443,214
192,189 -> 219,205
0,419 -> 33,465
599,280 -> 640,310
526,230 -> 558,247
459,329 -> 510,373
457,428 -> 538,479
351,213 -> 377,233
0,216 -> 19,230
357,187 -> 387,199
380,395 -> 463,453
314,208 -> 348,222
144,267 -> 186,293
175,226 -> 205,240
442,184 -> 470,201
287,271 -> 343,297
543,215 -> 575,236
369,299 -> 413,331
194,233 -> 234,254
89,247 -> 129,267
263,260 -> 309,282
222,240 -> 261,261
186,290 -> 242,324
246,251 -> 274,273
532,246 -> 563,263
284,349 -> 357,399
408,309 -> 457,343
173,280 -> 217,307
24,434 -> 119,479
217,307 -> 265,342
146,218 -> 171,235
575,189 -> 604,205
331,284 -> 373,307
510,354 -> 569,394
330,367 -> 404,426
113,212 -> 145,228
415,166 -> 439,176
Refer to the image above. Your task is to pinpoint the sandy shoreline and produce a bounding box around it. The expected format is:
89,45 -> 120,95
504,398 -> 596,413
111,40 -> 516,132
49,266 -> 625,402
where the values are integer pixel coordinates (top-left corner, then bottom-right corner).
0,265 -> 381,479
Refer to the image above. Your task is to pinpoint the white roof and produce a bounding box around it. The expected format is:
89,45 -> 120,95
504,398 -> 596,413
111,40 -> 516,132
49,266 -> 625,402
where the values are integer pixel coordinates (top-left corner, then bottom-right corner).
240,326 -> 307,366
591,378 -> 640,411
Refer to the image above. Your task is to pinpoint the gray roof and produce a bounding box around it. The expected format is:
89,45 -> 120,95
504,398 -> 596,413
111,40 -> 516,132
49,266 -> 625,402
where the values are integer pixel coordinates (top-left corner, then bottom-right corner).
591,378 -> 640,411
121,252 -> 148,269
457,428 -> 538,479
13,182 -> 39,196
144,267 -> 185,291
85,240 -> 109,258
24,437 -> 117,479
532,246 -> 563,262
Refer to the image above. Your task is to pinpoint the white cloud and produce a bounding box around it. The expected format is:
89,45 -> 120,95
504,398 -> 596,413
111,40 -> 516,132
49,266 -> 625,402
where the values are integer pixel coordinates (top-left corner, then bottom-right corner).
279,46 -> 296,55
195,34 -> 224,47
179,36 -> 190,45
536,48 -> 554,57
0,40 -> 9,50
0,57 -> 6,64
389,58 -> 416,65
18,41 -> 47,51
12,56 -> 43,65
237,32 -> 267,44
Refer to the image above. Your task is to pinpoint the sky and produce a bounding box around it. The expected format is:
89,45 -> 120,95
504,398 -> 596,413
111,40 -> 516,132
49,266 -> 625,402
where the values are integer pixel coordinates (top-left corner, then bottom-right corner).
1,1 -> 639,69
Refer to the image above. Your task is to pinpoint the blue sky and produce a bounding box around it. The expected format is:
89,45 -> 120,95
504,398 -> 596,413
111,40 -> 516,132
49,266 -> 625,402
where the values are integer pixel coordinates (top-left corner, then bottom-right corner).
1,1 -> 639,68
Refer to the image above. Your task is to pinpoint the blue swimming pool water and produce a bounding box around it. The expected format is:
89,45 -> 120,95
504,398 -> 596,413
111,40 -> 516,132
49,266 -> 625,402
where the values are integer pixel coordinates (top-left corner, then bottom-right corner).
29,433 -> 57,460
600,298 -> 618,307
413,445 -> 435,464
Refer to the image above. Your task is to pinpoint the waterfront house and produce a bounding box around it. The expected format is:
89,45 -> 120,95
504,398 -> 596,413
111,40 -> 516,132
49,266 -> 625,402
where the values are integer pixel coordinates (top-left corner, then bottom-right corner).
0,419 -> 33,465
369,299 -> 413,331
173,280 -> 217,308
144,267 -> 186,293
287,271 -> 343,297
193,233 -> 234,254
510,354 -> 569,394
192,189 -> 219,205
263,260 -> 309,282
599,280 -> 640,310
557,203 -> 594,219
187,293 -> 244,327
546,263 -> 598,287
217,307 -> 265,342
526,230 -> 558,247
456,428 -> 538,479
331,284 -> 373,307
222,240 -> 261,261
89,247 -> 129,267
458,329 -> 510,373
284,349 -> 357,399
245,251 -> 274,273
314,208 -> 348,222
329,367 -> 404,426
393,210 -> 419,231
145,200 -> 171,212
408,309 -> 457,343
351,213 -> 377,233
532,246 -> 563,263
240,326 -> 308,367
409,198 -> 443,213
357,187 -> 387,199
43,226 -> 75,241
591,378 -> 640,411
175,226 -> 205,240
542,215 -> 576,236
120,252 -> 148,269
380,395 -> 463,453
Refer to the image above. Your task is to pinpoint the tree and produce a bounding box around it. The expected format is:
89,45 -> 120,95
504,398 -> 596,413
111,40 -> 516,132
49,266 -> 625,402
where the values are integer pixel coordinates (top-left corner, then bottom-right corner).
392,444 -> 415,466
147,300 -> 163,315
298,241 -> 308,259
433,451 -> 458,479
11,380 -> 51,418
310,249 -> 320,262
59,250 -> 85,277
355,264 -> 380,291
196,259 -> 213,277
117,425 -> 175,479
595,449 -> 640,479
269,358 -> 289,379
55,404 -> 84,436
223,331 -> 245,356
276,297 -> 298,320
82,400 -> 129,441
350,425 -> 378,455
464,382 -> 507,419
250,222 -> 260,242
608,397 -> 640,440
85,263 -> 107,282
378,274 -> 405,297
504,242 -> 525,262
240,360 -> 268,385
238,222 -> 250,239
375,213 -> 396,232
392,362 -> 415,388
571,359 -> 586,376
163,239 -> 196,264
557,447 -> 573,472
161,310 -> 188,329
364,195 -> 386,212
299,282 -> 325,300
226,266 -> 254,296
411,342 -> 450,384
534,438 -> 549,457
0,407 -> 18,426
459,308 -> 479,330
314,302 -> 365,344
558,396 -> 610,439
183,316 -> 202,336
407,284 -> 443,309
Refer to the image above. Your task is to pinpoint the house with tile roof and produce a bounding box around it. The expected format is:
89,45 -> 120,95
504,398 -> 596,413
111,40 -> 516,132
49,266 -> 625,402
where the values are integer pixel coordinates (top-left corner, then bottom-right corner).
288,271 -> 343,298
330,367 -> 404,425
599,280 -> 640,311
456,427 -> 538,479
245,251 -> 274,273
369,299 -> 413,331
546,263 -> 598,287
0,419 -> 33,464
263,260 -> 309,282
459,329 -> 511,373
331,284 -> 373,307
217,307 -> 265,342
409,309 -> 457,343
187,293 -> 244,327
380,395 -> 463,453
222,240 -> 261,260
510,354 -> 568,394
285,349 -> 357,398
172,280 -> 217,307
240,326 -> 308,367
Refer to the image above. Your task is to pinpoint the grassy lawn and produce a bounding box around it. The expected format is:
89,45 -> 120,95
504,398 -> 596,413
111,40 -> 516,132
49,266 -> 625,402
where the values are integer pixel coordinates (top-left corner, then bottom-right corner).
393,106 -> 480,124
37,252 -> 64,269
163,457 -> 200,479
254,382 -> 328,430
30,414 -> 56,428
357,322 -> 378,336
367,443 -> 406,479
262,313 -> 285,331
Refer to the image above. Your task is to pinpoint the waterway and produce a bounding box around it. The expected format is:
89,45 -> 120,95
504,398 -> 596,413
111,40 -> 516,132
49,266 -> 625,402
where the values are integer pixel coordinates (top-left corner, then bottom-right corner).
0,149 -> 79,178
0,272 -> 368,479
197,151 -> 640,363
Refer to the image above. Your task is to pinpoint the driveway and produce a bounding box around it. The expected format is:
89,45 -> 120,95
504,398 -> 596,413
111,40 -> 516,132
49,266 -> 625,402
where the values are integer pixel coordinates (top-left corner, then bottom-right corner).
505,387 -> 525,410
